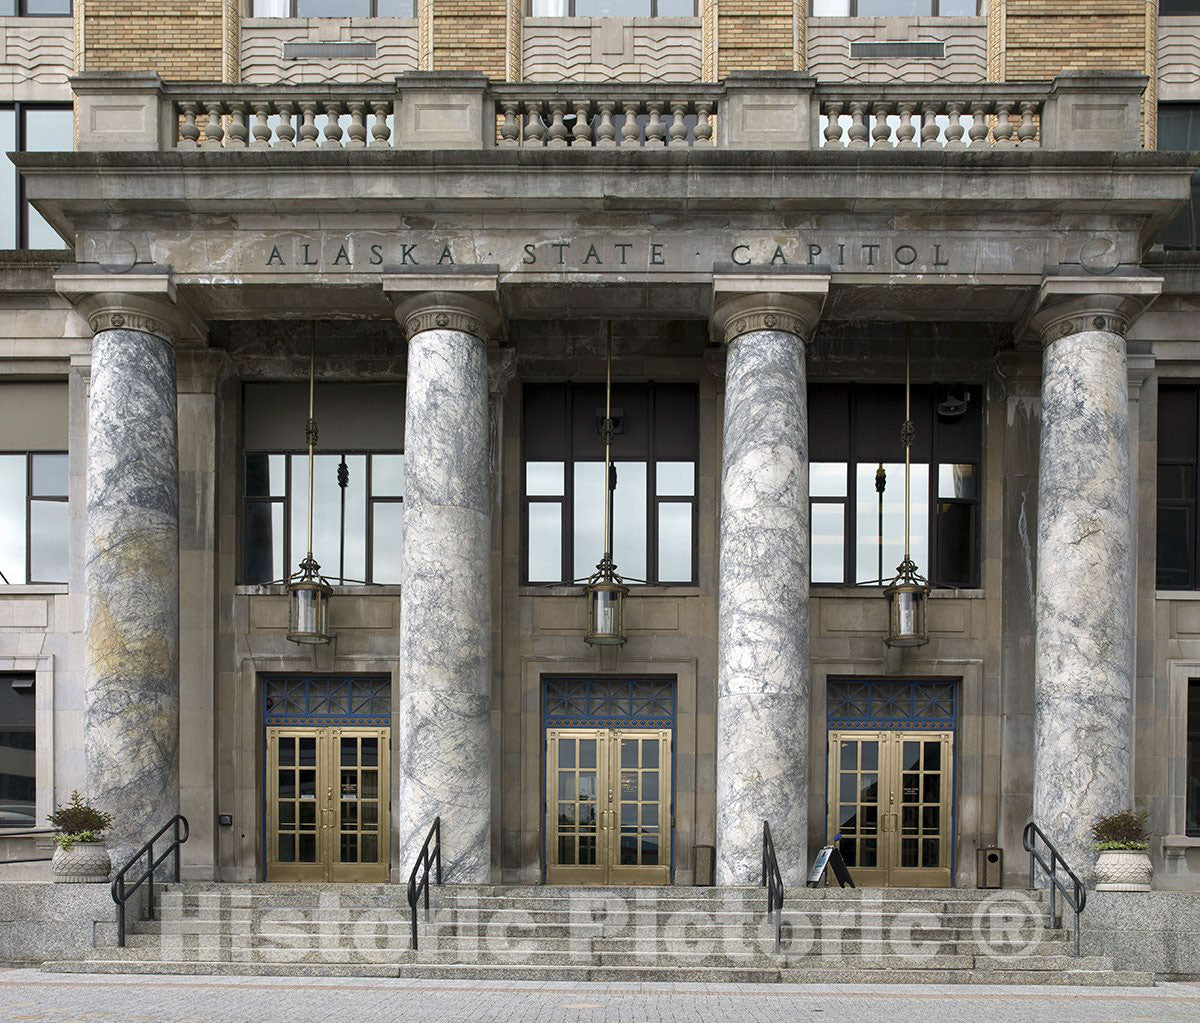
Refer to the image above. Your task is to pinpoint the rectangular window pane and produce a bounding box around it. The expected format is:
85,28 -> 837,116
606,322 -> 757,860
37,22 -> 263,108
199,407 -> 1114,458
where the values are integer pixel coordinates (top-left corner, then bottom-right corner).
243,502 -> 284,585
295,0 -> 370,13
937,463 -> 978,500
245,453 -> 285,498
30,454 -> 67,498
291,454 -> 367,584
23,108 -> 73,249
0,676 -> 36,828
811,462 -> 848,498
656,461 -> 694,497
656,0 -> 695,12
936,500 -> 974,589
1157,505 -> 1194,589
811,502 -> 845,584
0,1 -> 15,13
376,0 -> 416,11
0,455 -> 26,584
812,0 -> 849,11
527,461 -> 565,497
0,109 -> 15,250
657,502 -> 692,583
937,0 -> 977,12
856,0 -> 930,12
24,0 -> 73,11
573,462 -> 647,583
528,502 -> 563,583
1189,681 -> 1200,834
28,499 -> 67,583
251,0 -> 289,13
371,501 -> 404,584
1160,464 -> 1195,502
574,0 -> 650,12
371,454 -> 404,498
855,462 -> 928,585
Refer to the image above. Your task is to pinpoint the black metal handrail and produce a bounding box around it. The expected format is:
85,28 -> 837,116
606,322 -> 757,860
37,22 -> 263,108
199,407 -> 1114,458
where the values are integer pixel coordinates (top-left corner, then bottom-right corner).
1023,820 -> 1086,957
111,814 -> 189,948
762,820 -> 784,955
406,816 -> 442,951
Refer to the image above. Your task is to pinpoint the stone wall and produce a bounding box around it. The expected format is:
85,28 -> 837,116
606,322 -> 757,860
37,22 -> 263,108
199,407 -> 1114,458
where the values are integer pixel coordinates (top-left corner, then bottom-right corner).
717,0 -> 797,76
0,882 -> 133,962
240,19 -> 419,84
1084,891 -> 1200,978
0,18 -> 73,104
806,17 -> 987,83
432,0 -> 508,79
80,0 -> 225,80
522,18 -> 702,82
1158,16 -> 1200,104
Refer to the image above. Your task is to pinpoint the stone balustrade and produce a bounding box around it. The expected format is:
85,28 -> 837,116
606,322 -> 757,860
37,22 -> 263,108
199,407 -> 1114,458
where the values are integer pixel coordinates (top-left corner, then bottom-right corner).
68,69 -> 1149,154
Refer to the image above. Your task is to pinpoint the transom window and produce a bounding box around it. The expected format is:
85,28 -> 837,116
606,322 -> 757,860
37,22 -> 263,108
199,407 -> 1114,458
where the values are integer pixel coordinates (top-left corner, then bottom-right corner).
812,0 -> 977,13
250,0 -> 414,15
530,0 -> 696,13
0,452 -> 67,585
523,382 -> 698,586
809,382 -> 982,588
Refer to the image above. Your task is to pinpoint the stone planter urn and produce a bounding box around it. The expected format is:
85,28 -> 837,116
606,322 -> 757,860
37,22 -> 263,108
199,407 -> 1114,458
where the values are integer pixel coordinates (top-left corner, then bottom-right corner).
52,840 -> 112,883
1094,848 -> 1153,892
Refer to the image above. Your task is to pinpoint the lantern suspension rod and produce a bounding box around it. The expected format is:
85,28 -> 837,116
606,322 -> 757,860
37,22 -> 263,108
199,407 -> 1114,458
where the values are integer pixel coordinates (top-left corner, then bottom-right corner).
305,324 -> 317,562
903,328 -> 912,565
602,321 -> 615,567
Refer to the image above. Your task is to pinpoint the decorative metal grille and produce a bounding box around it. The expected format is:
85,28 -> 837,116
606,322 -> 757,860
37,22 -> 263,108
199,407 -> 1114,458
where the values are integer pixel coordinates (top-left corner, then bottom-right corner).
263,675 -> 391,726
826,679 -> 957,730
543,676 -> 675,728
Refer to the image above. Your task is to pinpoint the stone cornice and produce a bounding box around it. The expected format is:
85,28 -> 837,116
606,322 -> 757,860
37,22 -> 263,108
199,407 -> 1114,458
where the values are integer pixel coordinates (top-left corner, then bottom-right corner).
1024,275 -> 1164,346
54,272 -> 206,346
711,275 -> 829,345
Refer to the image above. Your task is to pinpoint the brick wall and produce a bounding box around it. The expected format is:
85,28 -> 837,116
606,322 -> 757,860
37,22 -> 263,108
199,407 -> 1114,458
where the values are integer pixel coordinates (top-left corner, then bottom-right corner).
432,0 -> 508,80
717,0 -> 797,77
79,0 -> 225,80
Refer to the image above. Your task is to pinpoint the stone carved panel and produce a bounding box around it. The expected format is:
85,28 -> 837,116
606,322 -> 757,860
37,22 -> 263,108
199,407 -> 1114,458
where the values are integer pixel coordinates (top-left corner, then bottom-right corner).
806,18 -> 986,84
241,19 -> 418,84
1158,17 -> 1200,103
0,20 -> 72,102
523,18 -> 702,83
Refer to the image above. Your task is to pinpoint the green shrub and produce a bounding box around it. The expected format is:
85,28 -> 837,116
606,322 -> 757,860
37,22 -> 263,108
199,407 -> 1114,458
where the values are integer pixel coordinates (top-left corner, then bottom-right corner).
1091,810 -> 1149,851
48,791 -> 113,848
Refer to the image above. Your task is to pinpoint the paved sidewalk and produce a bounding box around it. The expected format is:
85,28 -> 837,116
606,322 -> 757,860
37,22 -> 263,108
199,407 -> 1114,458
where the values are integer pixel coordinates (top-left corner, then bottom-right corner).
2,969 -> 1199,1023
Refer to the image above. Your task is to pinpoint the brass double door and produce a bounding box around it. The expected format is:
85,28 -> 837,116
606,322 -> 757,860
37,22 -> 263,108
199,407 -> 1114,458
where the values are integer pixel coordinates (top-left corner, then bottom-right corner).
546,728 -> 671,885
266,726 -> 390,882
827,729 -> 954,887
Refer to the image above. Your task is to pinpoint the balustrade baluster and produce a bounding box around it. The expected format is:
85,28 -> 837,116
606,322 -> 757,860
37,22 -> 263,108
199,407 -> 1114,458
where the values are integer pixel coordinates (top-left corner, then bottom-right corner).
895,101 -> 917,149
823,101 -> 844,148
1018,101 -> 1039,147
523,100 -> 545,147
178,102 -> 200,149
871,102 -> 893,148
202,101 -> 225,149
499,102 -> 520,147
275,101 -> 297,149
693,101 -> 713,147
249,102 -> 272,149
297,102 -> 320,149
992,100 -> 1015,149
546,101 -> 570,148
346,102 -> 368,148
968,101 -> 990,147
620,100 -> 641,147
667,100 -> 688,147
369,101 -> 392,148
847,101 -> 869,149
224,102 -> 249,150
321,102 -> 345,148
645,100 -> 666,148
943,101 -> 966,150
920,101 -> 941,148
596,101 -> 617,147
572,100 -> 593,147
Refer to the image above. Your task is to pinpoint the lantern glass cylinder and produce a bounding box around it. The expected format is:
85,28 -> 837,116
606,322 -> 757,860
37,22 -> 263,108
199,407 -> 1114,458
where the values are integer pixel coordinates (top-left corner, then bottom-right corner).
885,582 -> 927,647
288,580 -> 332,644
585,581 -> 628,646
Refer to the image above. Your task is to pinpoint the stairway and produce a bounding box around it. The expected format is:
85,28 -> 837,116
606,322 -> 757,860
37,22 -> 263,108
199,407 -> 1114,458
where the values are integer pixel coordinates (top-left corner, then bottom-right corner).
41,883 -> 1152,984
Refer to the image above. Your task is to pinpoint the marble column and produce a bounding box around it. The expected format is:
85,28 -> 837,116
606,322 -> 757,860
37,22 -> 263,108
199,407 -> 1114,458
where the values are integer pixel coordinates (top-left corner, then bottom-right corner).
1030,285 -> 1156,875
77,295 -> 188,870
712,286 -> 825,886
393,291 -> 501,883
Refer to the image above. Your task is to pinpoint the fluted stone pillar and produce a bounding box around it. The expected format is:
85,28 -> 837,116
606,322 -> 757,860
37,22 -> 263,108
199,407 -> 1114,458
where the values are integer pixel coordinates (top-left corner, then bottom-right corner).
74,292 -> 193,870
393,289 -> 501,883
1029,281 -> 1159,875
713,282 -> 826,886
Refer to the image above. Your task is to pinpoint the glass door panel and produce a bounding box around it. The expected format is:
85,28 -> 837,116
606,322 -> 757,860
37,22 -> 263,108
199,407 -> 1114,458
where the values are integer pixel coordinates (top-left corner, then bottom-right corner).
827,732 -> 889,887
328,728 -> 390,882
547,730 -> 607,884
890,731 -> 952,886
610,730 -> 670,884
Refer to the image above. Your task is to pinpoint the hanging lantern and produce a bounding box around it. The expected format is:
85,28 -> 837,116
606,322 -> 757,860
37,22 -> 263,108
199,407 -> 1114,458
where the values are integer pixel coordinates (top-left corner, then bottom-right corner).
884,330 -> 930,648
286,326 -> 333,646
583,322 -> 628,647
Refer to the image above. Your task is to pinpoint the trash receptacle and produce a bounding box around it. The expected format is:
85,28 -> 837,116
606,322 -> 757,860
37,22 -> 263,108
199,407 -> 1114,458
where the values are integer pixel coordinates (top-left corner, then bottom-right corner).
977,847 -> 1003,888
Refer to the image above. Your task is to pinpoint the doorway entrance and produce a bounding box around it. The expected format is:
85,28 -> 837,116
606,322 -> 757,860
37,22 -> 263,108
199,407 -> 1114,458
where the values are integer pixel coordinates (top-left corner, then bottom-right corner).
546,727 -> 671,885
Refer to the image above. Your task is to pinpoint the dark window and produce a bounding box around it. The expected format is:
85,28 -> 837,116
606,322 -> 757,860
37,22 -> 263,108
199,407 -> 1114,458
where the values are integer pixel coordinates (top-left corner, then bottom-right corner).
522,382 -> 699,586
0,674 -> 35,828
0,105 -> 72,249
1190,680 -> 1200,836
1157,385 -> 1200,588
1161,0 -> 1200,13
1159,105 -> 1200,251
0,452 -> 67,585
240,451 -> 404,585
809,383 -> 982,588
530,0 -> 696,13
812,0 -> 977,14
251,0 -> 415,14
0,1 -> 72,14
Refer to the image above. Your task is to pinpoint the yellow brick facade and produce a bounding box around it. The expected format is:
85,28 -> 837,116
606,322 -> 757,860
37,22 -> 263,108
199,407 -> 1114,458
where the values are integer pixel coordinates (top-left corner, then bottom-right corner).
431,0 -> 509,81
77,0 -> 225,80
716,0 -> 796,77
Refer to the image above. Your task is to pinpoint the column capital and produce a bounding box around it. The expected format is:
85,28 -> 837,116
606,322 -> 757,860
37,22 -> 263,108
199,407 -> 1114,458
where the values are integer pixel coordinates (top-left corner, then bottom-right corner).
54,270 -> 205,346
710,273 -> 829,345
1023,275 -> 1162,345
383,270 -> 503,343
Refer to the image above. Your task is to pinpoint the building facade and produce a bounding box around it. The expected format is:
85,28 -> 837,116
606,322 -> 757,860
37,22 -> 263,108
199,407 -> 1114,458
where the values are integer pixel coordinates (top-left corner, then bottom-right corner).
0,0 -> 1199,895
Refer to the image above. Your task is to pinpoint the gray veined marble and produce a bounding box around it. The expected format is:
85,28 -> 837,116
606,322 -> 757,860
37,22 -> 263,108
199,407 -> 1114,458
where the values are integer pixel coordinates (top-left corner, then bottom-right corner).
397,327 -> 492,883
1033,327 -> 1133,877
84,327 -> 180,871
716,328 -> 811,886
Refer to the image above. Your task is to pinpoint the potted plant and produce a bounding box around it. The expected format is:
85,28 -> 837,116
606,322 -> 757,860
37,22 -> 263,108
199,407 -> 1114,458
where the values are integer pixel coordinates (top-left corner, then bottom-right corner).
48,791 -> 114,884
1092,810 -> 1152,892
